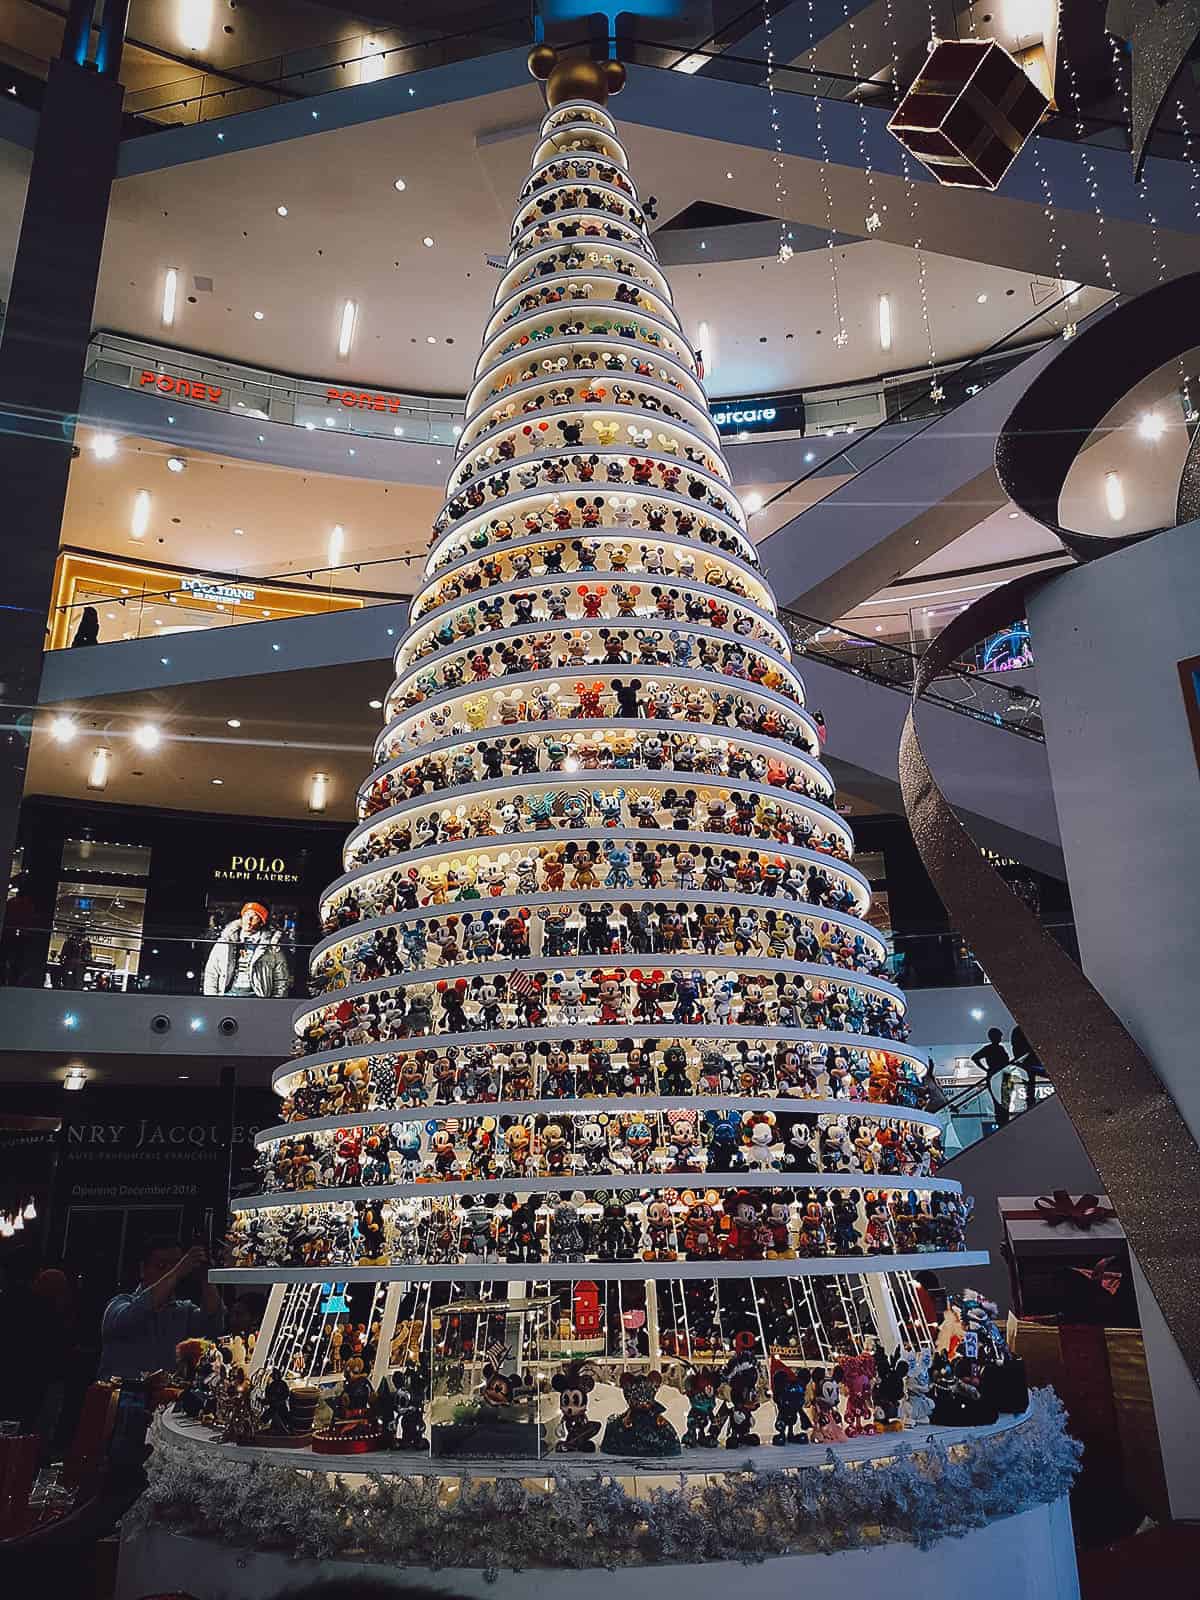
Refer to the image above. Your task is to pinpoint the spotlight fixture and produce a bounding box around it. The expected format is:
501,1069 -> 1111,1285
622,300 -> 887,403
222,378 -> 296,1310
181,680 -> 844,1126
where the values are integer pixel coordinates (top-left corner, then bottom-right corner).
90,433 -> 118,461
227,718 -> 242,728
253,310 -> 265,321
877,293 -> 893,352
276,204 -> 289,217
338,299 -> 358,358
422,235 -> 435,248
63,1065 -> 88,1091
976,292 -> 988,304
133,724 -> 162,751
49,714 -> 77,744
1104,470 -> 1126,522
368,699 -> 383,710
131,489 -> 151,540
162,267 -> 178,328
394,177 -> 407,191
426,334 -> 437,344
211,777 -> 224,785
309,771 -> 330,813
166,455 -> 187,473
179,0 -> 211,51
87,747 -> 111,791
1137,411 -> 1166,441
743,491 -> 763,512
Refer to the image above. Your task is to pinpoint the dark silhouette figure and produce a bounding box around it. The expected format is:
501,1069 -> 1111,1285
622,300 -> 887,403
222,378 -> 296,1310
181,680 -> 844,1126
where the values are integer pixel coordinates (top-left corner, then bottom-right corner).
971,1027 -> 1012,1125
71,605 -> 100,646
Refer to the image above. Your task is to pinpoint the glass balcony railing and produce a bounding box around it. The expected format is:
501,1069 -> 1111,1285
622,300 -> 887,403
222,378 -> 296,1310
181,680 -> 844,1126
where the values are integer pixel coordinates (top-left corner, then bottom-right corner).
0,919 -> 1076,1002
782,610 -> 1046,740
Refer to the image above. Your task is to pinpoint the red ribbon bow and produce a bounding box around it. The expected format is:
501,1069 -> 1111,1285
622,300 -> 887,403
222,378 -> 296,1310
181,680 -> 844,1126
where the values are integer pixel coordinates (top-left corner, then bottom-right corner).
1032,1191 -> 1116,1230
1071,1256 -> 1124,1296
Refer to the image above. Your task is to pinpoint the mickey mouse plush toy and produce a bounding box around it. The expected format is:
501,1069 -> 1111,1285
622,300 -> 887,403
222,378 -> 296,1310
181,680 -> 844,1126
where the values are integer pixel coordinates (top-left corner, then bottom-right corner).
551,1360 -> 601,1451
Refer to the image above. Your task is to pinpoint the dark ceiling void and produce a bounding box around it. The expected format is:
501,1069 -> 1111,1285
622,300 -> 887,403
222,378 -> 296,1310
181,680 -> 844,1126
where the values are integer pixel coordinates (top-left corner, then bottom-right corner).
657,199 -> 778,231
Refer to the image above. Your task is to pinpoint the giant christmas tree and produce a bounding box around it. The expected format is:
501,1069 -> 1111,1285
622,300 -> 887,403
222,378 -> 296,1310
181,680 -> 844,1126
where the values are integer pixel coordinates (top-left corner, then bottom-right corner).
218,57 -> 1008,1461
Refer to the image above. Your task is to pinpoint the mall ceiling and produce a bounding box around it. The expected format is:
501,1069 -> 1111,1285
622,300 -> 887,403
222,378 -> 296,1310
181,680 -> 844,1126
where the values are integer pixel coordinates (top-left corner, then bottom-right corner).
67,427 -> 440,589
26,658 -> 383,823
87,80 -> 1108,399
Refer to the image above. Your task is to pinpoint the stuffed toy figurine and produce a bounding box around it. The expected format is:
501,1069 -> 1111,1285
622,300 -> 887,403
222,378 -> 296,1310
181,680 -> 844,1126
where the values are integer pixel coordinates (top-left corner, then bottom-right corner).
550,1361 -> 601,1451
600,1370 -> 681,1456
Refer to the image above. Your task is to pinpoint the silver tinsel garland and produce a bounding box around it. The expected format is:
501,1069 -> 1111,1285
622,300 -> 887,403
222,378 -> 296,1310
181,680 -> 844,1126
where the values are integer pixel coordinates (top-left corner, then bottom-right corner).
124,1391 -> 1079,1576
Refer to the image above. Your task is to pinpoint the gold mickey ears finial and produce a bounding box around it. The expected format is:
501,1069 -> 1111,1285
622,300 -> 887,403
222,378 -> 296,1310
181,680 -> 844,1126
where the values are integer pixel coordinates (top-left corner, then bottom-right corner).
528,45 -> 626,107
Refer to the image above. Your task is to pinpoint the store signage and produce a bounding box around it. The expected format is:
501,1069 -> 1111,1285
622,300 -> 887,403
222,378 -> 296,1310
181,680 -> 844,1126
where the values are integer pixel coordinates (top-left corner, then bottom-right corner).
711,393 -> 806,436
139,369 -> 224,404
181,575 -> 256,605
326,385 -> 407,414
212,852 -> 301,885
712,405 -> 777,429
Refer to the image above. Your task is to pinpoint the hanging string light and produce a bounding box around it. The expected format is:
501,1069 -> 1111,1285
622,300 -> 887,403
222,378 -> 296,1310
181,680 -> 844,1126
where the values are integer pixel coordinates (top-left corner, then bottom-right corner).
882,0 -> 939,389
761,0 -> 795,263
1056,44 -> 1116,294
1173,100 -> 1200,419
839,1 -> 885,236
806,0 -> 847,345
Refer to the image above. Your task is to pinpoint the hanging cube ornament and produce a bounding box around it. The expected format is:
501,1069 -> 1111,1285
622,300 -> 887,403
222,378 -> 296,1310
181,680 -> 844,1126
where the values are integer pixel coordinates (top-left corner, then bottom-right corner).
888,37 -> 1049,191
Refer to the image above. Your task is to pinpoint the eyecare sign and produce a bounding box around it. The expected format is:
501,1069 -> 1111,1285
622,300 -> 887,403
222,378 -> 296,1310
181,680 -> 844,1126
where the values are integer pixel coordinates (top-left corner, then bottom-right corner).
711,393 -> 805,435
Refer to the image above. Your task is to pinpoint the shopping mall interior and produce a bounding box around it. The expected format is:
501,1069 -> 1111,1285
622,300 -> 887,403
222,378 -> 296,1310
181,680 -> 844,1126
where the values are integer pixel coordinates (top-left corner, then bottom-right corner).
0,2 -> 1198,1596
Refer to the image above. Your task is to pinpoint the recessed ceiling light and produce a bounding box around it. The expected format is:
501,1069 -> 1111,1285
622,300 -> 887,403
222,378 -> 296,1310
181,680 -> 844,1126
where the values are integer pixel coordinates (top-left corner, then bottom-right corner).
166,455 -> 186,473
422,236 -> 435,248
1008,510 -> 1019,519
133,724 -> 161,751
394,177 -> 407,191
325,416 -> 336,427
211,777 -> 224,785
276,204 -> 289,217
161,267 -> 178,328
976,292 -> 988,304
804,451 -> 815,463
426,334 -> 437,344
90,433 -> 118,460
227,718 -> 241,728
1104,470 -> 1126,521
369,699 -> 383,709
87,747 -> 110,792
877,293 -> 893,352
131,489 -> 151,539
49,714 -> 77,745
338,298 -> 358,358
393,425 -> 404,436
744,491 -> 763,512
233,527 -> 244,536
725,170 -> 733,179
1137,410 -> 1166,440
252,310 -> 265,320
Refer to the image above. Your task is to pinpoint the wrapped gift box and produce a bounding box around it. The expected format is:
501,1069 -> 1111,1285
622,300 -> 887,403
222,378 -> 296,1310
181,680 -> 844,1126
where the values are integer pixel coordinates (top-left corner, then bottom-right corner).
888,38 -> 1049,191
1011,1319 -> 1170,1535
999,1193 -> 1138,1324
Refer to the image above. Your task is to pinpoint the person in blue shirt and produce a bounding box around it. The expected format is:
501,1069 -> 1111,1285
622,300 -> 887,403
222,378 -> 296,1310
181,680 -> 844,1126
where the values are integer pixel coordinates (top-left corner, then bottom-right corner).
99,1237 -> 225,1380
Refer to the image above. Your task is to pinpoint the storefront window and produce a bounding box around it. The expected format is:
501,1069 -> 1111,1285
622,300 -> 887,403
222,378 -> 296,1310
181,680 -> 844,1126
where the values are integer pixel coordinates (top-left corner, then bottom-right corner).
49,838 -> 150,990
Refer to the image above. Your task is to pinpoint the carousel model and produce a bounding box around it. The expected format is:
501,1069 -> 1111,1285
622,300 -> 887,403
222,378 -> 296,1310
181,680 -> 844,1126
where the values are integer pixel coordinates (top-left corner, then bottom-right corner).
145,58 -> 1086,1600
